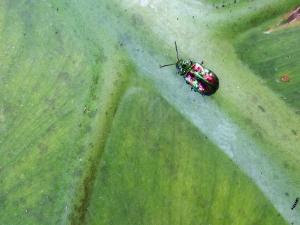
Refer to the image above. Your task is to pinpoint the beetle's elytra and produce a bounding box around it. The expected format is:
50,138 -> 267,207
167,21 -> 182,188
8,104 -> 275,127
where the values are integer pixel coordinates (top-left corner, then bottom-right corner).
160,42 -> 219,96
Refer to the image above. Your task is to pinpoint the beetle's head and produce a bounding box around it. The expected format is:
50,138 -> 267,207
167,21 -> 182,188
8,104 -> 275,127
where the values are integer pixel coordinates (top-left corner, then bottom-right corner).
176,59 -> 192,75
160,41 -> 190,73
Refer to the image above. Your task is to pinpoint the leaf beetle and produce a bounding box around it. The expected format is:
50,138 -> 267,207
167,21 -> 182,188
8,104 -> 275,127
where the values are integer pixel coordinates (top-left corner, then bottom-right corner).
160,42 -> 219,96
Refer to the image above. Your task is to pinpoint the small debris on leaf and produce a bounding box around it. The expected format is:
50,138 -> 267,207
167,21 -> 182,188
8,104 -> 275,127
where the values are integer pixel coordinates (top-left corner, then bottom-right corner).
291,197 -> 299,210
280,74 -> 290,82
287,6 -> 300,24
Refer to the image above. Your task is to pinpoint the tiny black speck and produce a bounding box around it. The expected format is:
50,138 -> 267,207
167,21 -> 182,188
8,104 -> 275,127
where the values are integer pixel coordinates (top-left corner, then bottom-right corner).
291,197 -> 299,210
258,105 -> 265,112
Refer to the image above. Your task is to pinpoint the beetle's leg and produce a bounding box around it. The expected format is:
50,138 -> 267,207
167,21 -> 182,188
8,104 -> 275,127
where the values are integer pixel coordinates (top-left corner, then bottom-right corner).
175,41 -> 179,61
160,63 -> 176,68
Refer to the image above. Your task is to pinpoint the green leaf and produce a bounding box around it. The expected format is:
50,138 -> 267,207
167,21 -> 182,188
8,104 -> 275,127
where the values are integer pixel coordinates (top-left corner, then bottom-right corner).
0,1 -> 299,225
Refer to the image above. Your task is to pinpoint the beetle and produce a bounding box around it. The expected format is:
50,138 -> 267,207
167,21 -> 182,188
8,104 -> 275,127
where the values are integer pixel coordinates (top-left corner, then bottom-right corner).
160,41 -> 219,96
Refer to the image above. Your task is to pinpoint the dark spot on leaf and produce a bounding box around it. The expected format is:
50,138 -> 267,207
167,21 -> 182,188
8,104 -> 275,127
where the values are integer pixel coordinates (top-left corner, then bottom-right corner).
291,197 -> 299,210
85,125 -> 92,133
94,48 -> 106,64
258,105 -> 265,112
0,193 -> 7,208
283,161 -> 290,169
58,72 -> 70,82
131,14 -> 144,27
46,124 -> 56,133
38,143 -> 48,153
74,169 -> 82,177
88,110 -> 97,118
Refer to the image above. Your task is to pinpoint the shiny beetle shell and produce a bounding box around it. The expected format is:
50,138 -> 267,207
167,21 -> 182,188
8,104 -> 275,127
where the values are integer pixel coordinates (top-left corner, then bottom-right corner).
160,42 -> 219,96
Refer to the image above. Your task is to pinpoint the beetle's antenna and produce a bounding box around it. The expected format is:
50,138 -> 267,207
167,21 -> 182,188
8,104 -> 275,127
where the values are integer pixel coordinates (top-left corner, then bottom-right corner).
159,42 -> 179,68
175,41 -> 179,61
160,63 -> 176,68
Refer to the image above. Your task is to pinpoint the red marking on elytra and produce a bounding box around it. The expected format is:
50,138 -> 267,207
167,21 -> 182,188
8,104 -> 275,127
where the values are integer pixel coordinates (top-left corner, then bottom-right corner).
192,64 -> 203,72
